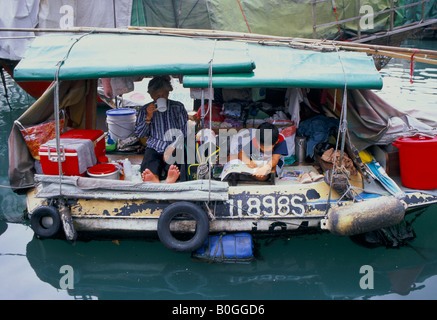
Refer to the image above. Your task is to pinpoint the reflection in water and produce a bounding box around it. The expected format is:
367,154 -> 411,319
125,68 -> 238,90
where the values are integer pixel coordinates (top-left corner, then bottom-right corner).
0,71 -> 31,224
0,220 -> 7,237
22,202 -> 437,300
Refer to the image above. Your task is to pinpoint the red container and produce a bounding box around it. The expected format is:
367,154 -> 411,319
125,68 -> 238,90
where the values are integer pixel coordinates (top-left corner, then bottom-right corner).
393,136 -> 437,189
87,163 -> 120,180
39,143 -> 87,176
88,163 -> 117,175
39,129 -> 106,176
60,129 -> 106,161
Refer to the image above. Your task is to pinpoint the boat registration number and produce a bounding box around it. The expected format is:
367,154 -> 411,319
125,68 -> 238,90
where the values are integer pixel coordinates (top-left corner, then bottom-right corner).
228,194 -> 306,217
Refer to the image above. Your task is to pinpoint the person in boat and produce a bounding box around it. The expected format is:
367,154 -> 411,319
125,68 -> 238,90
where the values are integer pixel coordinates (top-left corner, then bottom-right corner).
238,122 -> 288,180
135,76 -> 187,183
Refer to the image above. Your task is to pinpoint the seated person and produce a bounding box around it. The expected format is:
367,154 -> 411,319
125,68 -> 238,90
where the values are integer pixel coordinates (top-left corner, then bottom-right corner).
135,76 -> 187,183
237,122 -> 288,181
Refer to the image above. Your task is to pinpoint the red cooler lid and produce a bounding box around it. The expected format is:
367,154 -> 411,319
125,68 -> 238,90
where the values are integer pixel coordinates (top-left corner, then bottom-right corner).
88,163 -> 117,175
61,129 -> 104,141
395,135 -> 437,145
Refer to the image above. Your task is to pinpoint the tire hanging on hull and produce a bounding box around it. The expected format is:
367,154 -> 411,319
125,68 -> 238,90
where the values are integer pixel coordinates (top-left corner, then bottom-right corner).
157,201 -> 210,253
30,205 -> 62,239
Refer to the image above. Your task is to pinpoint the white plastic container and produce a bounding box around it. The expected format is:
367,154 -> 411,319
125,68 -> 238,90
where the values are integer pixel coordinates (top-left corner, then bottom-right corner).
131,164 -> 142,182
106,108 -> 136,142
123,158 -> 133,181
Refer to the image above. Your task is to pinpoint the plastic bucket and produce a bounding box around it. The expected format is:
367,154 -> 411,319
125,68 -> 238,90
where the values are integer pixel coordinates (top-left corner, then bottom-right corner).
106,108 -> 136,142
87,163 -> 120,180
393,135 -> 437,189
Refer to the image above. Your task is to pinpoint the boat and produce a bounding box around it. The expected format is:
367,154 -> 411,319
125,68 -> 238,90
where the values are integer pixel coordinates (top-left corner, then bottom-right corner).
7,29 -> 437,257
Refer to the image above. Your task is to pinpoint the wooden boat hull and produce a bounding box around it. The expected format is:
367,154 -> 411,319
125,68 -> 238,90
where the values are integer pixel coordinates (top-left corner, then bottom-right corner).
26,178 -> 437,240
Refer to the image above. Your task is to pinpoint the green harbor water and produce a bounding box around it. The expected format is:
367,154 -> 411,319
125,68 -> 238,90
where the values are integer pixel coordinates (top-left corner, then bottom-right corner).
1,39 -> 437,300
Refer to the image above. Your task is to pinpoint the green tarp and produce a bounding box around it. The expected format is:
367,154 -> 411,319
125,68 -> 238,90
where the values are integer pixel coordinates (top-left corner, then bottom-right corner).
14,33 -> 255,81
183,43 -> 383,89
14,32 -> 382,89
131,0 -> 212,29
130,0 -> 421,39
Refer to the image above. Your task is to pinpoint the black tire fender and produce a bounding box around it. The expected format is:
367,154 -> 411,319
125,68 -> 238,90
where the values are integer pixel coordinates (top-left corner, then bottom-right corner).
157,201 -> 209,253
30,205 -> 61,239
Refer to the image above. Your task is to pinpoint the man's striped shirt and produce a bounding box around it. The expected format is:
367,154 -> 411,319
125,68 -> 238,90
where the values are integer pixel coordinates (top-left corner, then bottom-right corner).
135,99 -> 187,153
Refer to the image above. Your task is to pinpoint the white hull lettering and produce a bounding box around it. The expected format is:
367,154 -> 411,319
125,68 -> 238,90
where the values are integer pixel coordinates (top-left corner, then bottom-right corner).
228,194 -> 306,217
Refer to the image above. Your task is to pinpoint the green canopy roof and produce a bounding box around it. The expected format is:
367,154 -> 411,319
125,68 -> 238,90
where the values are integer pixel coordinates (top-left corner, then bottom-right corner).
14,33 -> 256,81
14,32 -> 382,90
183,43 -> 383,89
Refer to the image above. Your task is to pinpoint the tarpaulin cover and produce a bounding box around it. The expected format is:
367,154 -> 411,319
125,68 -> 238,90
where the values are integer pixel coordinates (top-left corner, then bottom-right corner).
205,0 -> 396,39
131,0 -> 414,39
131,0 -> 212,29
34,175 -> 229,201
0,0 -> 133,61
13,33 -> 255,81
325,89 -> 437,151
183,43 -> 383,89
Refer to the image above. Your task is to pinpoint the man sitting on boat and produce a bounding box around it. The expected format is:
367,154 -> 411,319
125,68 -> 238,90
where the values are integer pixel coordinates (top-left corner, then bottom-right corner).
237,122 -> 288,180
135,76 -> 188,183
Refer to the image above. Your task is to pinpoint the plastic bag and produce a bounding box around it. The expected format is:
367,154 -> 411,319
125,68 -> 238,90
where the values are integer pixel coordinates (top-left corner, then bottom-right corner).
15,119 -> 65,160
279,124 -> 296,157
196,103 -> 224,122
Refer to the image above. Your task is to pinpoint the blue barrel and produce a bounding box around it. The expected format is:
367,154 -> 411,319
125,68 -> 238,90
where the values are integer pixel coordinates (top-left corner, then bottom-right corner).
192,233 -> 254,263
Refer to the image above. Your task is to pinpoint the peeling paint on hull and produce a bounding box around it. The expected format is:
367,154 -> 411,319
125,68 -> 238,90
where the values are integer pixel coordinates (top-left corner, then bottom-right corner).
26,178 -> 437,238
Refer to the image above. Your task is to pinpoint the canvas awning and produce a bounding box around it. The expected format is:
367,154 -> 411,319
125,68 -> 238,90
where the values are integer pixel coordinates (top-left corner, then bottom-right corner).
14,32 -> 382,90
183,43 -> 383,89
13,33 -> 256,81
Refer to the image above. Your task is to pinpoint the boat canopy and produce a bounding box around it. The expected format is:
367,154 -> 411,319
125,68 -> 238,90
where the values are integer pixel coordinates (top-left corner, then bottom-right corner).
183,43 -> 383,89
14,32 -> 382,89
13,33 -> 256,81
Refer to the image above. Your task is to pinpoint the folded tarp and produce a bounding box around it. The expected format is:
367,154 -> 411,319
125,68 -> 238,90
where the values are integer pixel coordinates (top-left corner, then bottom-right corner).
183,43 -> 383,89
14,33 -> 256,81
34,175 -> 229,201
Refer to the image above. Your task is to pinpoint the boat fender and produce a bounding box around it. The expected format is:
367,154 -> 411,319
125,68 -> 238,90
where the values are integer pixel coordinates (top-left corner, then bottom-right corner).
30,205 -> 61,239
320,196 -> 406,236
157,201 -> 209,253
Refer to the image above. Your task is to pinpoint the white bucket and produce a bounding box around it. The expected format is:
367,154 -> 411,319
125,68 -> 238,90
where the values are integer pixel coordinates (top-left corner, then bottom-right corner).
106,108 -> 136,141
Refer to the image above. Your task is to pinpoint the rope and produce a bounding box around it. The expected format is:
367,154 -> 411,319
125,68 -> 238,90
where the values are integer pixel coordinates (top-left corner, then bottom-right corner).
180,0 -> 201,28
331,0 -> 345,41
0,184 -> 15,189
325,44 -> 350,212
53,31 -> 93,196
410,49 -> 419,84
207,49 -> 214,204
237,0 -> 252,33
209,233 -> 224,263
